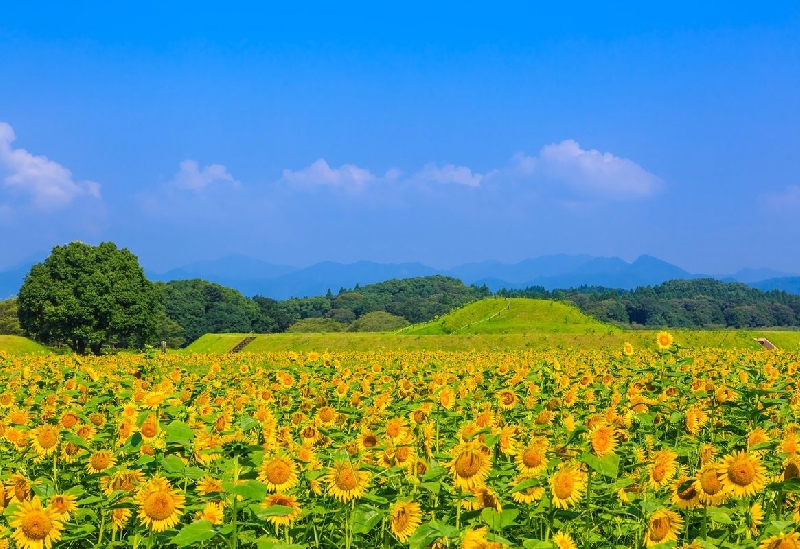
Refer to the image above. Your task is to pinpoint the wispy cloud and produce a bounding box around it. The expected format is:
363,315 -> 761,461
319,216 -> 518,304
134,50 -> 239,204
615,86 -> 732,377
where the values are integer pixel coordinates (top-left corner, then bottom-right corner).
0,122 -> 101,209
497,140 -> 660,198
171,159 -> 239,190
280,141 -> 658,201
413,163 -> 483,187
282,159 -> 378,188
761,185 -> 800,212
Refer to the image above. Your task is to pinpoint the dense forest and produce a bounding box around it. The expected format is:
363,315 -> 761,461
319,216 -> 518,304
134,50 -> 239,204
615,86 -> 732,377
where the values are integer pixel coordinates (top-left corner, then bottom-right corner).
500,278 -> 800,328
3,276 -> 800,347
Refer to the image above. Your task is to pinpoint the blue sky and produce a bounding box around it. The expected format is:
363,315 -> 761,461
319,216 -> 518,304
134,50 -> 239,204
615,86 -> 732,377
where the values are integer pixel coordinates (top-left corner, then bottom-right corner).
1,2 -> 799,274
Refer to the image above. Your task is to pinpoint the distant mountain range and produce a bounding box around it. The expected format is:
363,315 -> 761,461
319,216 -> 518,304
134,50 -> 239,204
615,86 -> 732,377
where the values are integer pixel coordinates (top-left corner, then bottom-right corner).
2,253 -> 799,300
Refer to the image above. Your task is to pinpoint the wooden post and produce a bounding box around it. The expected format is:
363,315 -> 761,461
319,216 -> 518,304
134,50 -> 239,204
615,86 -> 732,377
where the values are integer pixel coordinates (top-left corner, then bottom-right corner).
161,340 -> 167,353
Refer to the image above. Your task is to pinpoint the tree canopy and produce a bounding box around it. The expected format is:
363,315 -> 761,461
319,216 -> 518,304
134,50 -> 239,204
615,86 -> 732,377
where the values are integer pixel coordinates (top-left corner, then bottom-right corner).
0,298 -> 23,335
17,242 -> 161,354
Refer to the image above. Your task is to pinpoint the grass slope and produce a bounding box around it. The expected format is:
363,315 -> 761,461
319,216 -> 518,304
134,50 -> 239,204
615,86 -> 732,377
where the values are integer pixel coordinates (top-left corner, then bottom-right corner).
402,298 -> 620,335
186,330 -> 800,353
0,335 -> 50,355
185,297 -> 800,352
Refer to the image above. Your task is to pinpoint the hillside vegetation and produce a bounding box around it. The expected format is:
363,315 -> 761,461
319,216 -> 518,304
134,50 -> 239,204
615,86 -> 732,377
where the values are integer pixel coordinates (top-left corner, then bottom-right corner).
0,335 -> 50,355
403,298 -> 619,335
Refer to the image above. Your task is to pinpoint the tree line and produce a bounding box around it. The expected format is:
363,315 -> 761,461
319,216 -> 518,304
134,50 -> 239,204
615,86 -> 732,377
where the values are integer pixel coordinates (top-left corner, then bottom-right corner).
499,278 -> 800,328
3,242 -> 800,354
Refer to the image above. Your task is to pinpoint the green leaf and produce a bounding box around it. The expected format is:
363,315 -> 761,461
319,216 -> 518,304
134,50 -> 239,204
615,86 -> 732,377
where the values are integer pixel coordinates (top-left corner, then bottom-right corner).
223,480 -> 268,501
165,420 -> 195,446
579,452 -> 619,478
240,415 -> 260,432
171,520 -> 216,547
767,478 -> 800,492
160,454 -> 186,474
484,433 -> 500,447
511,477 -> 541,493
408,524 -> 442,549
481,507 -> 519,530
420,481 -> 441,494
523,541 -> 553,549
707,508 -> 734,525
259,505 -> 296,517
352,504 -> 382,534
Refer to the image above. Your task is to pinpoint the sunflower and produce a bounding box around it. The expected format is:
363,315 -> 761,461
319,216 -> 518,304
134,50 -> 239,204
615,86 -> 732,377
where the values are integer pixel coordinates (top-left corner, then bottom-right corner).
47,494 -> 77,521
101,470 -> 145,495
10,496 -> 64,549
511,475 -> 545,504
647,450 -> 678,489
58,411 -> 79,429
111,507 -> 131,530
439,388 -> 456,410
30,425 -> 60,457
6,473 -> 32,503
644,508 -> 683,547
552,532 -> 578,549
261,493 -> 301,526
670,476 -> 699,509
758,532 -> 800,549
550,463 -> 588,509
656,331 -> 674,350
622,342 -> 634,356
749,502 -> 764,536
135,475 -> 185,532
782,455 -> 800,481
384,417 -> 409,444
463,487 -> 502,512
589,425 -> 617,457
87,450 -> 116,474
461,526 -> 492,549
448,440 -> 492,491
325,460 -> 370,503
258,455 -> 299,492
389,500 -> 422,543
515,440 -> 548,476
695,463 -> 728,506
197,476 -> 224,495
193,502 -> 224,525
718,451 -> 767,498
496,390 -> 517,410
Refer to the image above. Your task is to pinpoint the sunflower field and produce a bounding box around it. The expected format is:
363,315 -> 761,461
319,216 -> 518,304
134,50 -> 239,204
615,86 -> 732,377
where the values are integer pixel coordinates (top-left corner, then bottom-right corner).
1,335 -> 800,549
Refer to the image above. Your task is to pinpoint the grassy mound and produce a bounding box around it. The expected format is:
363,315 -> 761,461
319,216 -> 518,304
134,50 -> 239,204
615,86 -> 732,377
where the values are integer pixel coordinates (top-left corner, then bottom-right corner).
402,297 -> 620,335
0,335 -> 50,355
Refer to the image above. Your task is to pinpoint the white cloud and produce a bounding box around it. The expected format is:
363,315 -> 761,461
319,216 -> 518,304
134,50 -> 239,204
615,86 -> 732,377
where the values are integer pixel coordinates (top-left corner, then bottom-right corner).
0,121 -> 101,209
761,185 -> 800,211
282,159 -> 377,188
172,159 -> 239,190
536,139 -> 659,198
414,163 -> 483,187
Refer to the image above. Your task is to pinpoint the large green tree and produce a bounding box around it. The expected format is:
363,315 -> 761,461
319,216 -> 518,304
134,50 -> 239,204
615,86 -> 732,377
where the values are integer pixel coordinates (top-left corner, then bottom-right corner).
0,298 -> 23,335
17,242 -> 161,354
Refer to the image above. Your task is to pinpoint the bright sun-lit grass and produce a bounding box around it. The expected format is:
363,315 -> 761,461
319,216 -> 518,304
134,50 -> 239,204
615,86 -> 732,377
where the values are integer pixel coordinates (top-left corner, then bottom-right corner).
0,334 -> 50,355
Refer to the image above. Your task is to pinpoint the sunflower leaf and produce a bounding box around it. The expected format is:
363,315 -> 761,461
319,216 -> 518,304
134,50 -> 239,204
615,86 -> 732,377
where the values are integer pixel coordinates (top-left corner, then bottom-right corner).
224,480 -> 268,501
482,507 -> 519,530
171,520 -> 216,547
165,420 -> 195,446
352,504 -> 382,534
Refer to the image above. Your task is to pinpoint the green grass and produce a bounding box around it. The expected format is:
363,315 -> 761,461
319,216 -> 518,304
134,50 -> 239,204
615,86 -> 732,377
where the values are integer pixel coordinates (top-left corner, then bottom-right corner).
402,297 -> 620,335
186,329 -> 800,354
0,335 -> 50,355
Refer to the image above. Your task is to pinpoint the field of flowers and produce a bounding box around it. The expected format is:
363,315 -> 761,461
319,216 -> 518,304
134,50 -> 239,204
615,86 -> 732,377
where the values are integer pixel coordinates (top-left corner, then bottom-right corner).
1,333 -> 799,549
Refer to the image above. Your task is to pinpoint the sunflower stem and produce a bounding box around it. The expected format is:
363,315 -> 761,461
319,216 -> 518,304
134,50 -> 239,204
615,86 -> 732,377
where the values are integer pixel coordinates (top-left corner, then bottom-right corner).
98,510 -> 106,545
455,489 -> 462,531
231,454 -> 239,549
701,506 -> 708,540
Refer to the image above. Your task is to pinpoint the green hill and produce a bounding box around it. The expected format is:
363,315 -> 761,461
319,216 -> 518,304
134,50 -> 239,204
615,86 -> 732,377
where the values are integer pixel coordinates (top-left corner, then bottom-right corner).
0,335 -> 50,355
401,298 -> 621,335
